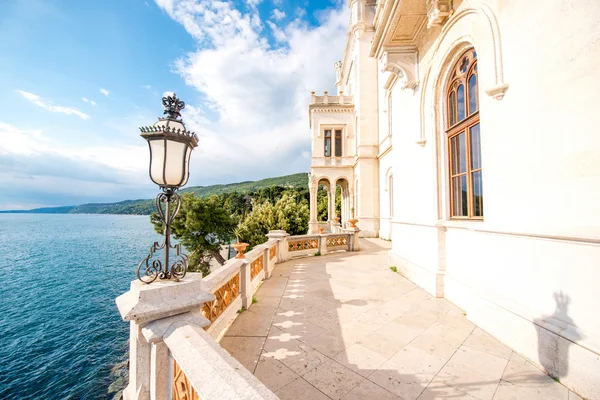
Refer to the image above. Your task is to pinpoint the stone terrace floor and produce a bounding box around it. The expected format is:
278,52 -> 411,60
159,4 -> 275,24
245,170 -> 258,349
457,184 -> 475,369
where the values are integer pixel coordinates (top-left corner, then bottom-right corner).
221,239 -> 583,400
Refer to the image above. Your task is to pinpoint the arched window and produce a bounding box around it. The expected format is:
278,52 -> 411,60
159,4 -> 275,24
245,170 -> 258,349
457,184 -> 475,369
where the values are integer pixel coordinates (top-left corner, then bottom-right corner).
324,129 -> 331,157
446,48 -> 482,218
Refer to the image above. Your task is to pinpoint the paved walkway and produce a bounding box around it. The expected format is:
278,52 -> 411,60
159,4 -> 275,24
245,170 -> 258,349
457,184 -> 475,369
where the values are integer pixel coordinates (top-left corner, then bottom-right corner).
221,239 -> 582,400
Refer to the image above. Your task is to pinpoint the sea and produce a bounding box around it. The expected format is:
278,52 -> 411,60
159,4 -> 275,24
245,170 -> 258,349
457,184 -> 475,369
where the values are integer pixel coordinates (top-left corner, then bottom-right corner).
0,214 -> 162,399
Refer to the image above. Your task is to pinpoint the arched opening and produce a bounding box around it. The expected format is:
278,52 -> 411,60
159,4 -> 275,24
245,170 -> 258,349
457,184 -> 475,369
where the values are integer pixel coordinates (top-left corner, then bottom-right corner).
316,179 -> 331,224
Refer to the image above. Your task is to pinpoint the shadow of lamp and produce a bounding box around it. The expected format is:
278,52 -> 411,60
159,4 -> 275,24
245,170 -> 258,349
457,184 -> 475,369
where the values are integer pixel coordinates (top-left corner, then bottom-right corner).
137,94 -> 199,284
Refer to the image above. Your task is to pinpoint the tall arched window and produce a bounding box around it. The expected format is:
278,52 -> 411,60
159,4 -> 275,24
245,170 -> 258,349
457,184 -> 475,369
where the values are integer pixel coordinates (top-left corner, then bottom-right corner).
446,48 -> 482,219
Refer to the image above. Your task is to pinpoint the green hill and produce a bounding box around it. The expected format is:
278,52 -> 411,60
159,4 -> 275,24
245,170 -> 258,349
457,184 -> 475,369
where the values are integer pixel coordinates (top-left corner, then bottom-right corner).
1,173 -> 308,215
182,173 -> 308,197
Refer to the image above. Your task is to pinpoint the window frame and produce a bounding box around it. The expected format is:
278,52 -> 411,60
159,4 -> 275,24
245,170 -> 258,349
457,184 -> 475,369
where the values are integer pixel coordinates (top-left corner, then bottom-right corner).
323,126 -> 344,158
445,49 -> 482,220
334,129 -> 343,157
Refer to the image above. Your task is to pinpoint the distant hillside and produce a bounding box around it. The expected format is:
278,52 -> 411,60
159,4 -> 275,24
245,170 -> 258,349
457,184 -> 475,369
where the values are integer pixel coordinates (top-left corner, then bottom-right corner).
0,173 -> 308,215
182,173 -> 308,197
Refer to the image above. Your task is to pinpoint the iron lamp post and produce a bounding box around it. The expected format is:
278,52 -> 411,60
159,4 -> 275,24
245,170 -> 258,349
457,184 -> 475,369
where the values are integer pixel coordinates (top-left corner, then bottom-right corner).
137,94 -> 199,284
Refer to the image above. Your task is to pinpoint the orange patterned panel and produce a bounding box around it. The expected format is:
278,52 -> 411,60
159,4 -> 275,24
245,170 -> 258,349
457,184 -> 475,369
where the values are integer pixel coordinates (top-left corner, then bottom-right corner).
326,236 -> 348,248
250,254 -> 264,280
269,245 -> 276,260
173,359 -> 200,400
288,239 -> 319,252
201,273 -> 240,325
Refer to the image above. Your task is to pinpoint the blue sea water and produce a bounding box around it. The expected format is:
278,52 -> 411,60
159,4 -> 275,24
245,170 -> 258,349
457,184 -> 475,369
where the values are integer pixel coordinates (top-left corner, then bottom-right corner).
0,214 -> 161,399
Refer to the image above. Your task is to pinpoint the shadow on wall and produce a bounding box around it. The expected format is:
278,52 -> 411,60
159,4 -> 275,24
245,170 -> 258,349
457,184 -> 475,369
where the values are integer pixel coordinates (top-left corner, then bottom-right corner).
533,291 -> 583,381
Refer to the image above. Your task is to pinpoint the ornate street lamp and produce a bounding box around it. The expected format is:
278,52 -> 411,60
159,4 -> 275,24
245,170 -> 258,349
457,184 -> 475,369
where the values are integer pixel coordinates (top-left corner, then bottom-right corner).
137,94 -> 199,283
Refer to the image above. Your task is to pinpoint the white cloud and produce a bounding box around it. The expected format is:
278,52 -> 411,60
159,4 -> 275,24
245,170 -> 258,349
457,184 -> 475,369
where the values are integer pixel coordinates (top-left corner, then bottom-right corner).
82,97 -> 97,106
271,9 -> 285,21
142,84 -> 152,90
266,21 -> 286,42
100,88 -> 110,96
154,0 -> 348,183
17,90 -> 90,120
0,121 -> 146,174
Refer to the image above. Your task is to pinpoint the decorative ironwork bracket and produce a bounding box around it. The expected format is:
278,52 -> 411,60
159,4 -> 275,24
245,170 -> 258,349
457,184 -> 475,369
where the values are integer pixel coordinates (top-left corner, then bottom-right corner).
137,188 -> 188,284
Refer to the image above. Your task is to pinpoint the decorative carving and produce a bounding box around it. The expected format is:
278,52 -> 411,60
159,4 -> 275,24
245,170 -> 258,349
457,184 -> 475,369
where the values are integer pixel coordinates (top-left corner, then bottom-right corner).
202,273 -> 240,324
162,93 -> 186,120
251,255 -> 264,280
288,238 -> 319,252
173,359 -> 200,400
269,245 -> 277,260
485,83 -> 509,100
326,236 -> 349,248
381,49 -> 419,91
427,0 -> 451,28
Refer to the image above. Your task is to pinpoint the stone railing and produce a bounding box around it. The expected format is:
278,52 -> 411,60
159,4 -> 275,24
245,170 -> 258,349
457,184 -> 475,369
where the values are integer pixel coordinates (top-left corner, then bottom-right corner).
115,228 -> 359,400
310,91 -> 354,105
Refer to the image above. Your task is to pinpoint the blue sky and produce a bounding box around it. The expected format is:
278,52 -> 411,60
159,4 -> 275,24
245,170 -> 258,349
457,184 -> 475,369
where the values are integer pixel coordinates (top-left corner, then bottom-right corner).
0,0 -> 348,209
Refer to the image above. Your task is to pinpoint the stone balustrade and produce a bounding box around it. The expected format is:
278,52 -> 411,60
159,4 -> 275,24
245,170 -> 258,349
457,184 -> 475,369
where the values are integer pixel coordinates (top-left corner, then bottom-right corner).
310,91 -> 354,105
115,228 -> 360,400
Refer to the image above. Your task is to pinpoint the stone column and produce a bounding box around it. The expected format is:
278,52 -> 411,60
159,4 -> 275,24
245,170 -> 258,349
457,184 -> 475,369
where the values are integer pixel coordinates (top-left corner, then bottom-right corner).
240,260 -> 251,309
329,185 -> 336,222
124,320 -> 152,400
262,246 -> 271,280
150,342 -> 170,400
309,187 -> 318,234
266,230 -> 289,263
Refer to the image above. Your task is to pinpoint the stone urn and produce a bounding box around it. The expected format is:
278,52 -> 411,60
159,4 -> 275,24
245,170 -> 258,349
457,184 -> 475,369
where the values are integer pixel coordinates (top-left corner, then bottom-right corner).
348,218 -> 359,228
232,242 -> 249,259
319,227 -> 325,234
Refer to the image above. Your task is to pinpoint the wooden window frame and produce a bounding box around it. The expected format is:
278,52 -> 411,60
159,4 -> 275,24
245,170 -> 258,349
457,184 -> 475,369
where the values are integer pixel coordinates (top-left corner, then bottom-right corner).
334,129 -> 343,157
446,49 -> 482,220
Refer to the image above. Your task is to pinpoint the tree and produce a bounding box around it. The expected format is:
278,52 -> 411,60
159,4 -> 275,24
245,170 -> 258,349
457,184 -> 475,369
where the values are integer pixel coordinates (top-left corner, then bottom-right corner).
237,193 -> 309,248
151,193 -> 234,276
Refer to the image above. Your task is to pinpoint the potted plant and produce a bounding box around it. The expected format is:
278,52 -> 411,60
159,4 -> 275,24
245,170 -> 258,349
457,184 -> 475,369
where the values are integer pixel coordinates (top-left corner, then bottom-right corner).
231,228 -> 248,259
348,207 -> 359,228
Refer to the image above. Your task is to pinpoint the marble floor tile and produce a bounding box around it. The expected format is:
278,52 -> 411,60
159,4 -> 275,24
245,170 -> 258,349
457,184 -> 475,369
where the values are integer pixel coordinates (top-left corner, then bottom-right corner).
303,358 -> 365,400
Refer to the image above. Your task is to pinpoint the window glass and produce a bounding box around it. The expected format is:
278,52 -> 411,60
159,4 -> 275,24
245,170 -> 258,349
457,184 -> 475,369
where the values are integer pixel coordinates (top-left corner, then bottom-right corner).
457,84 -> 465,121
468,73 -> 478,114
470,124 -> 481,169
324,129 -> 331,157
452,175 -> 468,216
451,133 -> 466,174
472,170 -> 483,216
449,91 -> 456,126
335,130 -> 342,157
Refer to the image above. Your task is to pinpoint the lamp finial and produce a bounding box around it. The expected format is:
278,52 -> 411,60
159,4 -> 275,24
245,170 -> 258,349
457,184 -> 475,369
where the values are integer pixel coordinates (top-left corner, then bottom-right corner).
162,93 -> 185,120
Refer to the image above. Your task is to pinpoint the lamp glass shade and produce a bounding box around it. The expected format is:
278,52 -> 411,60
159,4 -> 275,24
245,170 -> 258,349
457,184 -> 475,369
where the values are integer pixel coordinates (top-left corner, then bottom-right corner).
164,139 -> 187,185
148,138 -> 192,188
149,139 -> 165,185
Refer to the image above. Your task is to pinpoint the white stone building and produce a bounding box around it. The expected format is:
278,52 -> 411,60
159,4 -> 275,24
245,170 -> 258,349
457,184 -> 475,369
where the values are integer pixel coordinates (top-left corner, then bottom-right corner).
308,0 -> 600,398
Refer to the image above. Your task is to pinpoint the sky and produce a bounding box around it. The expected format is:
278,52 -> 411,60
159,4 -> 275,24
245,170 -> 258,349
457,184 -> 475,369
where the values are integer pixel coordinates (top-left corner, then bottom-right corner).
0,0 -> 349,210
